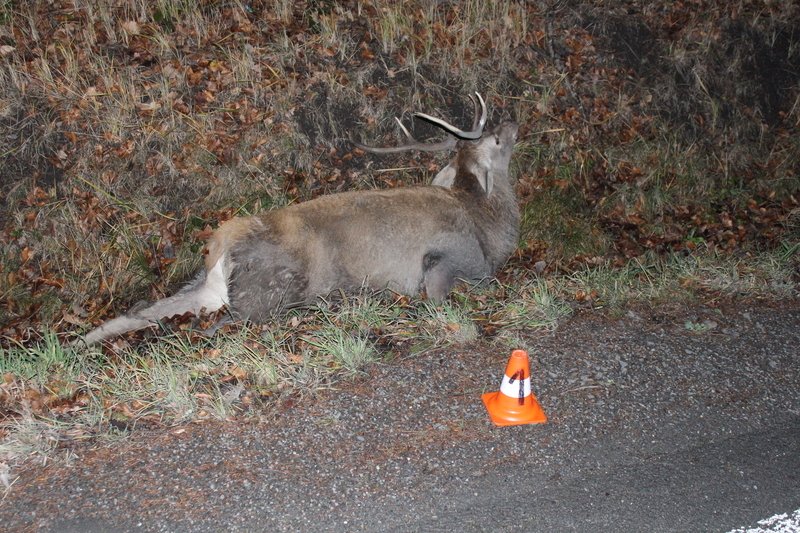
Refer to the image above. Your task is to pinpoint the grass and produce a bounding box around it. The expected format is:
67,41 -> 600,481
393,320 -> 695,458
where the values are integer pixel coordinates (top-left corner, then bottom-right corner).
520,187 -> 611,261
566,245 -> 799,309
1,245 -> 798,473
0,0 -> 799,474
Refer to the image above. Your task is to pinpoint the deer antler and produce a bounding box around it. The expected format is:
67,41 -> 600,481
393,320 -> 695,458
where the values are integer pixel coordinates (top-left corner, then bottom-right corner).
414,92 -> 487,140
351,117 -> 459,154
353,92 -> 487,154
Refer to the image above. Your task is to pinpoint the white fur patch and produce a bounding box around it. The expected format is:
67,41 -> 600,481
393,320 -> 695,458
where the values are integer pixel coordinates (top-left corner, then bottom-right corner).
200,253 -> 230,309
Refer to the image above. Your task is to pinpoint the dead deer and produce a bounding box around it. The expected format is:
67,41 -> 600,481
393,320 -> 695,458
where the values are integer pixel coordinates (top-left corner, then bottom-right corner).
80,93 -> 520,345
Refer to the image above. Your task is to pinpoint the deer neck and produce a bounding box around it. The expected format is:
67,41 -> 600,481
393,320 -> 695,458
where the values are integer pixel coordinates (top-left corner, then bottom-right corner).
458,171 -> 519,271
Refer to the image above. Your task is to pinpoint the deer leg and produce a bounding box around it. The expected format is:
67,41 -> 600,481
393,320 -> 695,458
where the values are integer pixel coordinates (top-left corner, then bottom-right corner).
422,266 -> 455,301
422,252 -> 455,301
422,238 -> 491,301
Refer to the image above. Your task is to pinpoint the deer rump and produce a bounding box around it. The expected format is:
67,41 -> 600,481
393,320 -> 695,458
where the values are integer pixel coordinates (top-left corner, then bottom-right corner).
81,94 -> 519,345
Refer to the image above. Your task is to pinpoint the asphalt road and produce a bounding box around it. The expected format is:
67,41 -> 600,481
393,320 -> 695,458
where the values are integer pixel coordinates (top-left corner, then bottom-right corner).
3,300 -> 799,532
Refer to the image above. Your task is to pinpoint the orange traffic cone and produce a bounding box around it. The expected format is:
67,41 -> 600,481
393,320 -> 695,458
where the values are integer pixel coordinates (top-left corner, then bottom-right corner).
482,349 -> 547,426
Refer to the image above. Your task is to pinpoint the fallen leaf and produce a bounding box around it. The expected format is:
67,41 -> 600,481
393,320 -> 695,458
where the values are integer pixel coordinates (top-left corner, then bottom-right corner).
83,86 -> 103,98
121,20 -> 141,35
135,101 -> 161,112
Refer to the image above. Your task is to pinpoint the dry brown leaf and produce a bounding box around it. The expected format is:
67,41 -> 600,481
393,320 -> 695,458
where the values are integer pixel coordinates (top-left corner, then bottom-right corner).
228,365 -> 247,381
121,20 -> 141,35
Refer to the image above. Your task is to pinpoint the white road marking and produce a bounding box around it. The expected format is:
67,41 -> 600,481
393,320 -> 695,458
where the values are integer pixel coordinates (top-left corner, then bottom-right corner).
727,508 -> 800,533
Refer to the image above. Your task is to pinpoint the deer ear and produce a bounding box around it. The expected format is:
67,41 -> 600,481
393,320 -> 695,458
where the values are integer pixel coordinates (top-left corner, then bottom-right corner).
432,163 -> 456,188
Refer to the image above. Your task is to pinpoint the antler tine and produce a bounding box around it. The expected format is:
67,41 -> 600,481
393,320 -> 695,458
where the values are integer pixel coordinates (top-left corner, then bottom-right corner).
469,93 -> 483,131
413,92 -> 487,140
352,115 -> 458,154
393,117 -> 413,140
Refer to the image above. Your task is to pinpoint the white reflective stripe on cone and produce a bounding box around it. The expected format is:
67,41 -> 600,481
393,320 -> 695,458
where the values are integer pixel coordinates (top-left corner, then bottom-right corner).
499,375 -> 531,398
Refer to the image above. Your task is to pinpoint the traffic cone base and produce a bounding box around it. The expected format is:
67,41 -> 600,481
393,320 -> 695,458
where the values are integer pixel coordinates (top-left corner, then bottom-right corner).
481,391 -> 547,426
482,349 -> 547,427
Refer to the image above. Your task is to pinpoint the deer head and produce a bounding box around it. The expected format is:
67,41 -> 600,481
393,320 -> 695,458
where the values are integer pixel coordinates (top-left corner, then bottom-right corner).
353,93 -> 516,196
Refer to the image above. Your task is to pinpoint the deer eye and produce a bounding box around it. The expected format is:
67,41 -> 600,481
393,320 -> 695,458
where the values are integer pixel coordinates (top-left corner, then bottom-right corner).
495,135 -> 500,145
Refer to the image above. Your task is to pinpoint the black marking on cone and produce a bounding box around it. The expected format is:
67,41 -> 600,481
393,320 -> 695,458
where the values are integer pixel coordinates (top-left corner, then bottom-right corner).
508,369 -> 525,405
